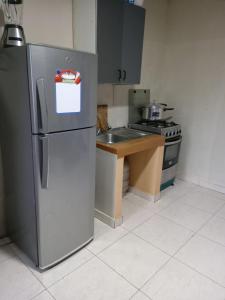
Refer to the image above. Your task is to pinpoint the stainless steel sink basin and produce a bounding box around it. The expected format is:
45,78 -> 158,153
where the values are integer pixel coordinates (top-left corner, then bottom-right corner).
96,128 -> 152,144
96,133 -> 127,144
109,128 -> 150,138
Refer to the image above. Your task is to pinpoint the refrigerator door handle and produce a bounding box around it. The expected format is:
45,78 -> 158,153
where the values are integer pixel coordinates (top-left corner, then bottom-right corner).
40,135 -> 49,189
37,78 -> 48,134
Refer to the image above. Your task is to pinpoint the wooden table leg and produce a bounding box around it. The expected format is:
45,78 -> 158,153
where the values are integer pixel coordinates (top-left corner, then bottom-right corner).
114,156 -> 124,223
127,145 -> 164,201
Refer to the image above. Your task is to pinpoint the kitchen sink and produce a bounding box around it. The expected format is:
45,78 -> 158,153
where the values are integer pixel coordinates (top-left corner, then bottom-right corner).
96,133 -> 127,144
96,128 -> 152,144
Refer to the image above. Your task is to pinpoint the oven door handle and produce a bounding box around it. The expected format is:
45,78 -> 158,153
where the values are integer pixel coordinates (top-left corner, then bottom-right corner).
165,138 -> 182,146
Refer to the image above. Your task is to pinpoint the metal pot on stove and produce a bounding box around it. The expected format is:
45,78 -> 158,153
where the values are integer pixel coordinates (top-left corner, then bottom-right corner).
141,101 -> 175,121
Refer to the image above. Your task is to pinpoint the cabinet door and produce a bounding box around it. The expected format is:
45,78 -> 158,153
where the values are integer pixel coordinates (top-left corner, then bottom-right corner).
97,0 -> 123,84
121,4 -> 145,84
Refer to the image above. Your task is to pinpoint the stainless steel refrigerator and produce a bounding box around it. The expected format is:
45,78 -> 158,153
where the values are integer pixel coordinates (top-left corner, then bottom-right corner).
0,44 -> 97,269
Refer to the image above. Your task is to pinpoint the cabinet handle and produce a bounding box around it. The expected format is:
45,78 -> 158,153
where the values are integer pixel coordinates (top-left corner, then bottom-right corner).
123,70 -> 127,81
117,69 -> 122,81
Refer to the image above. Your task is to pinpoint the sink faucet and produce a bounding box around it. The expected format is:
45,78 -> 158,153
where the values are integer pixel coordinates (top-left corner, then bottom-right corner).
96,128 -> 102,136
96,125 -> 112,136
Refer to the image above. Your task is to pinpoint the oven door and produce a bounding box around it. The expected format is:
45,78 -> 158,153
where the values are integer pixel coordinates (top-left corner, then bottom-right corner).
163,136 -> 182,170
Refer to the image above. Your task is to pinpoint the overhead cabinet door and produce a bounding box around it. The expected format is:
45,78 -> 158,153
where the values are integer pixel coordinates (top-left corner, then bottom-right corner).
121,4 -> 145,84
97,0 -> 145,84
97,0 -> 123,83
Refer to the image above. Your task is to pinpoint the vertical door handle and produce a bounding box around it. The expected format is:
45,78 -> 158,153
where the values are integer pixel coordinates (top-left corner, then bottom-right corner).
117,69 -> 122,81
37,78 -> 48,134
123,70 -> 127,81
40,135 -> 49,189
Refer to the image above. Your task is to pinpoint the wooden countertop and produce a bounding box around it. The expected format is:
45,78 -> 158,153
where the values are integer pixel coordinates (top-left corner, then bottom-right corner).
96,134 -> 165,158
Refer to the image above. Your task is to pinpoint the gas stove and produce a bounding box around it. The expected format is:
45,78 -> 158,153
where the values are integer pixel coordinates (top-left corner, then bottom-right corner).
129,120 -> 181,139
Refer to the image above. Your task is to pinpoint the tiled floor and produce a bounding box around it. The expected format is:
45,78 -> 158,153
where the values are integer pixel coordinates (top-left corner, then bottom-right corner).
1,179 -> 225,299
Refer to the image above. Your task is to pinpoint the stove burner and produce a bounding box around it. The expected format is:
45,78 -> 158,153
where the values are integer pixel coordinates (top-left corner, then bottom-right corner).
129,119 -> 181,138
138,120 -> 177,128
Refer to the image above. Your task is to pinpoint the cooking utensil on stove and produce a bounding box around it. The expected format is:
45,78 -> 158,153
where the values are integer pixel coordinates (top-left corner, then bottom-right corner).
141,101 -> 174,121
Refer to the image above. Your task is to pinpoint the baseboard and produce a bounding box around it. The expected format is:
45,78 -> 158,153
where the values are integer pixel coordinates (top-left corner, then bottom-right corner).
129,187 -> 160,202
95,209 -> 123,228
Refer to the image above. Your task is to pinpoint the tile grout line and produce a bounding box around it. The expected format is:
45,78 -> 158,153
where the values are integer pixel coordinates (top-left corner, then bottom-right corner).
178,199 -> 225,215
30,289 -> 56,300
42,254 -> 96,290
155,212 -> 196,232
94,253 -> 140,290
46,289 -> 57,300
174,256 -> 225,290
155,211 -> 209,232
6,182 -> 225,299
121,191 -> 187,233
117,187 -> 206,295
86,230 -> 130,256
168,198 -> 225,289
129,290 -> 152,300
130,231 -> 174,257
128,184 -> 225,296
132,187 -> 225,295
9,246 -> 48,295
198,232 -> 225,249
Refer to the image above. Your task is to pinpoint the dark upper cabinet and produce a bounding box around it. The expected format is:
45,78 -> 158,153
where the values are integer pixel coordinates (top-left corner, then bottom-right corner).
97,0 -> 145,84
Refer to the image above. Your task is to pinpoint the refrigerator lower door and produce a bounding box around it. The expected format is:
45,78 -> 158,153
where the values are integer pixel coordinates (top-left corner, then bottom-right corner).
33,127 -> 96,269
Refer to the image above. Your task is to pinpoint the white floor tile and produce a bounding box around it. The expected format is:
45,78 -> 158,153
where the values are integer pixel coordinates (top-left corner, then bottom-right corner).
155,192 -> 179,210
122,198 -> 155,230
134,215 -> 193,255
194,186 -> 225,201
175,235 -> 225,286
49,257 -> 136,300
125,191 -> 178,213
159,201 -> 211,231
10,243 -> 94,289
217,204 -> 225,219
0,256 -> 44,300
199,216 -> 225,246
87,219 -> 127,254
99,233 -> 169,288
180,191 -> 225,214
0,245 -> 15,264
161,180 -> 196,199
124,193 -> 162,213
32,249 -> 93,288
142,259 -> 225,300
131,291 -> 151,300
33,291 -> 54,300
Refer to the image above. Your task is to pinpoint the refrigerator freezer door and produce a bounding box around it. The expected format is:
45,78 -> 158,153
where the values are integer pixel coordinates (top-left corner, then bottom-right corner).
27,44 -> 97,134
32,127 -> 96,269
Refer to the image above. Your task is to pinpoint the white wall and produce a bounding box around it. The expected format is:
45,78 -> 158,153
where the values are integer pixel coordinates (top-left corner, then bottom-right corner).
73,0 -> 97,54
98,0 -> 169,127
136,0 -> 168,100
162,0 -> 225,193
23,0 -> 73,48
0,0 -> 73,238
